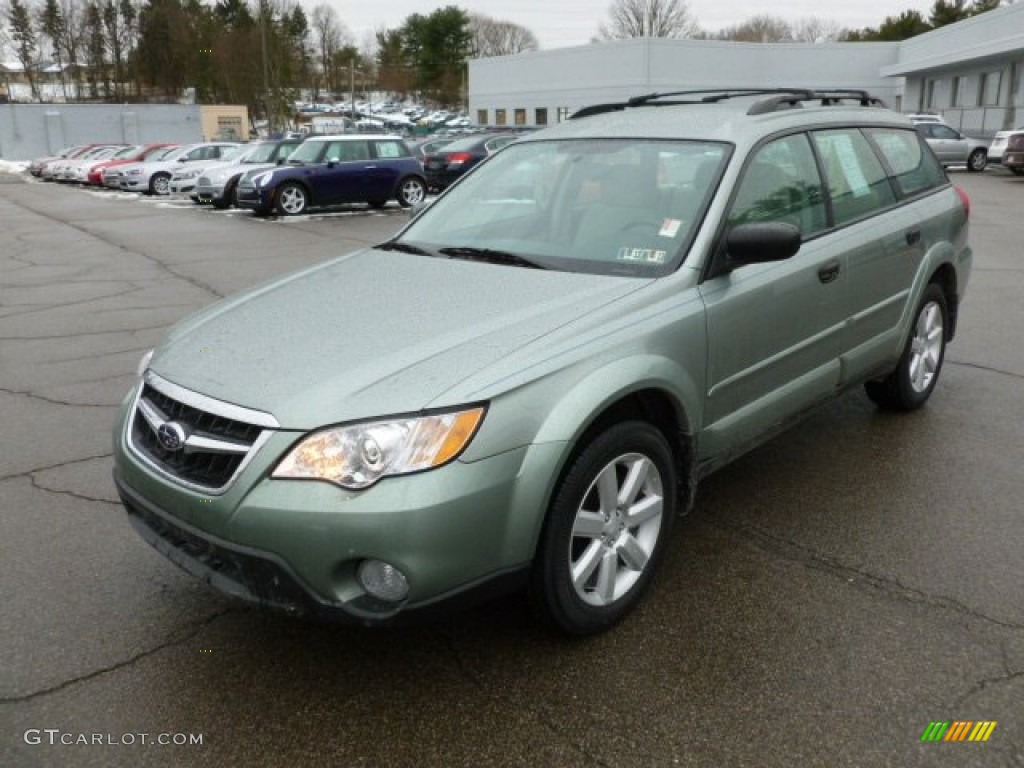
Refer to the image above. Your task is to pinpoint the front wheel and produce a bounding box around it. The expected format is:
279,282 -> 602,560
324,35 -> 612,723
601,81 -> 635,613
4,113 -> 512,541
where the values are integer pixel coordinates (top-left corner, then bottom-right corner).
531,421 -> 676,635
275,183 -> 308,216
149,172 -> 171,196
967,148 -> 987,172
865,283 -> 948,411
396,177 -> 426,208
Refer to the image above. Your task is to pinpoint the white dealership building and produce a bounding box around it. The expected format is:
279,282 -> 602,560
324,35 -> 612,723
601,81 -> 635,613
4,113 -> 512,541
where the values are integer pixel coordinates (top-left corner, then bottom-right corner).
468,2 -> 1024,137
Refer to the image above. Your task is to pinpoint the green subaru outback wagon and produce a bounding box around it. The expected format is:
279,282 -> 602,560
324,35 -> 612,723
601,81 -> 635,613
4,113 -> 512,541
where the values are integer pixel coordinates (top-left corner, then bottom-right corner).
113,89 -> 972,634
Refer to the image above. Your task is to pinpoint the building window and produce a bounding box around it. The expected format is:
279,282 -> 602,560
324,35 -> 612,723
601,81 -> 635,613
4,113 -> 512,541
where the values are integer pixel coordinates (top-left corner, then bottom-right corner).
951,76 -> 963,107
535,108 -> 548,126
476,109 -> 488,125
495,109 -> 507,126
925,79 -> 938,109
514,108 -> 526,126
557,107 -> 570,123
979,71 -> 1002,106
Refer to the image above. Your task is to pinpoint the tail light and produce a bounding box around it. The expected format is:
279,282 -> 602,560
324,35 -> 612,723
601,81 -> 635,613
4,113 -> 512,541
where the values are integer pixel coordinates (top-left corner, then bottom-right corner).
954,184 -> 970,218
446,152 -> 473,166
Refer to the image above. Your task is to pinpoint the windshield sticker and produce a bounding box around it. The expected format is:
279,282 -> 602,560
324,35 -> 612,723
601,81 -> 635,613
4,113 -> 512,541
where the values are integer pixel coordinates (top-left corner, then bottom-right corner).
618,246 -> 667,264
659,219 -> 682,237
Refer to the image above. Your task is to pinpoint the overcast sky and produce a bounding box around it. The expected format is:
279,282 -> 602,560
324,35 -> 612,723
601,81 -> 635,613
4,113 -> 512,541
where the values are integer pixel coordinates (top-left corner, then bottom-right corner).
327,0 -> 942,50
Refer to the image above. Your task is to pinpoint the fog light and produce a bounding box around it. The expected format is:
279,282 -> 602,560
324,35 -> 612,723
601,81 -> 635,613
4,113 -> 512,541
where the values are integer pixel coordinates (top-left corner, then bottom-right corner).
357,560 -> 409,602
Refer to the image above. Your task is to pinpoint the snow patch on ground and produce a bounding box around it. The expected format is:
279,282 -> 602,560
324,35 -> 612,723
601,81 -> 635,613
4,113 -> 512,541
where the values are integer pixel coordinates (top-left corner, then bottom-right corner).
0,159 -> 29,174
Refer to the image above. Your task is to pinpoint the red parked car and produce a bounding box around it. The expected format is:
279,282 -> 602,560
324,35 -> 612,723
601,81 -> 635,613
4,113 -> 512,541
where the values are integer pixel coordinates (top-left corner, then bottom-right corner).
87,143 -> 177,186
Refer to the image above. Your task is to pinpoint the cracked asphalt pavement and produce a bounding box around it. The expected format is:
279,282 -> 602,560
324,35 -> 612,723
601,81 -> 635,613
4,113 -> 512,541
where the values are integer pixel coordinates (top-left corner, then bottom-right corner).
1,171 -> 1021,768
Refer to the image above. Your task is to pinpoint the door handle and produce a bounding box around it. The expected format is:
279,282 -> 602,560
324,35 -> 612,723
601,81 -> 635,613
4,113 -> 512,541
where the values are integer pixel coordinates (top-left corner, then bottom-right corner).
905,229 -> 921,246
817,261 -> 841,284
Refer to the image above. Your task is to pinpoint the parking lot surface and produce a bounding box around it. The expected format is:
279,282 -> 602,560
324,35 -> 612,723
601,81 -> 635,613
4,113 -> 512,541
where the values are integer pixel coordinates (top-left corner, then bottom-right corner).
1,171 -> 1022,767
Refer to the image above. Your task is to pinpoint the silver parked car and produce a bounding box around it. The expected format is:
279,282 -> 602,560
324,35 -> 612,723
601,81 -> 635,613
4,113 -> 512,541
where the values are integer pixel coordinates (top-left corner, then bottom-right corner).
913,122 -> 988,172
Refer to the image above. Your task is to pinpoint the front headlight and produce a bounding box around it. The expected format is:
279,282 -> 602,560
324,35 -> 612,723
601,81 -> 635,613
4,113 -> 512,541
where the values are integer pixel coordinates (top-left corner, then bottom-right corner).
272,407 -> 486,490
251,171 -> 273,188
127,168 -> 142,176
178,168 -> 201,180
136,348 -> 154,377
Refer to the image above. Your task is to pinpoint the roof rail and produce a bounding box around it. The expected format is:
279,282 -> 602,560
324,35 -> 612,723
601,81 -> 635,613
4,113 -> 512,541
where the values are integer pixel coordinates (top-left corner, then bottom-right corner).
570,88 -> 887,120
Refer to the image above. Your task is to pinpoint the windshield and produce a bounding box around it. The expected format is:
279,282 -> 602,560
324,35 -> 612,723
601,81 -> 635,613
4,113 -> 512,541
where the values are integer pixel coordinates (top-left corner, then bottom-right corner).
398,138 -> 729,276
142,145 -> 174,160
286,141 -> 325,164
114,145 -> 144,159
245,142 -> 290,163
218,145 -> 251,163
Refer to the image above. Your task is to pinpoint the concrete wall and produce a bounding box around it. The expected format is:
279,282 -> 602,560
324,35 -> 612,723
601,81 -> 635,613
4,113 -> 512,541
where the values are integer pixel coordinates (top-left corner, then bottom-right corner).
469,39 -> 902,127
0,104 -> 209,160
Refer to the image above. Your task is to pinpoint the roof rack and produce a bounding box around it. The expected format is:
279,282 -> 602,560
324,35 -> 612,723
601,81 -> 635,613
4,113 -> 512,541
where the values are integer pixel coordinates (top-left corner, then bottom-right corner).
570,88 -> 887,120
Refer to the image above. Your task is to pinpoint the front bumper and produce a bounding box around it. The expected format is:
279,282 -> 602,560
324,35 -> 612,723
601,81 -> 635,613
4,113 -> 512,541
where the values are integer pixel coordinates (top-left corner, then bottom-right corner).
121,176 -> 148,191
114,394 -> 555,624
195,180 -> 227,203
235,185 -> 272,211
169,179 -> 197,194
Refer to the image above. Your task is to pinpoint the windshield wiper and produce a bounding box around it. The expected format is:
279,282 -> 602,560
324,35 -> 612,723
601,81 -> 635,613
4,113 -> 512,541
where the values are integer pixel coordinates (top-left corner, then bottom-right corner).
437,247 -> 547,270
375,240 -> 434,256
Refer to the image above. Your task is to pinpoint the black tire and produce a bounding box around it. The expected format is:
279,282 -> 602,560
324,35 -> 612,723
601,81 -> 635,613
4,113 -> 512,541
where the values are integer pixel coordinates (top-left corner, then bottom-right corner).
1010,167 -> 1024,177
865,283 -> 948,411
396,176 -> 427,208
275,182 -> 308,216
149,172 -> 171,196
967,148 -> 987,173
213,179 -> 237,209
531,421 -> 676,635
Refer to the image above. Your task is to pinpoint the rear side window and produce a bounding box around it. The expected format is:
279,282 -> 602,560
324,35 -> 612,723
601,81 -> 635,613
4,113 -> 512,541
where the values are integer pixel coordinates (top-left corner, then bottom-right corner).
727,134 -> 827,238
812,129 -> 896,226
865,128 -> 946,197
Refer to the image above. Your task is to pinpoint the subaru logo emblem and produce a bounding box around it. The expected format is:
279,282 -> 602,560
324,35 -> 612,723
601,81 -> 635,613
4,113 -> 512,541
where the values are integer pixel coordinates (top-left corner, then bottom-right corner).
156,421 -> 188,452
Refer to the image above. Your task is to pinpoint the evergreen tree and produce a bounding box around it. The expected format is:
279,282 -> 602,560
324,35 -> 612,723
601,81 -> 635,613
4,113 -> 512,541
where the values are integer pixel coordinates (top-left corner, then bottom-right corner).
7,0 -> 40,99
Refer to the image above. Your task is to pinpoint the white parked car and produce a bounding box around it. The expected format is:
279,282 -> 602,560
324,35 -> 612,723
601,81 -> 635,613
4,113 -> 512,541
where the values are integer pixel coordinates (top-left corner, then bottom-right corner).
45,145 -> 123,181
102,145 -> 179,189
118,142 -> 239,195
987,126 -> 1024,174
168,144 -> 253,197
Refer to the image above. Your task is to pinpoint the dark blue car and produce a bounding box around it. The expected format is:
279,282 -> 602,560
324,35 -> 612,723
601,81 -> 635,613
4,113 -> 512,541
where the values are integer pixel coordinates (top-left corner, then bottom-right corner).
236,134 -> 427,216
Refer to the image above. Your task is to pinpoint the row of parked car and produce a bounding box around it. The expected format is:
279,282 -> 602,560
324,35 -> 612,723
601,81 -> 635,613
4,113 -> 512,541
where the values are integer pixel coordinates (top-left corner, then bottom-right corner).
26,130 -> 528,216
909,113 -> 1024,175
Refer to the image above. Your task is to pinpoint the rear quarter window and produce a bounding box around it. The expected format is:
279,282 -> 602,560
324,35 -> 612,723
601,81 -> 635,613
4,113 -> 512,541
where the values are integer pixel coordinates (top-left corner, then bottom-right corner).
865,128 -> 946,198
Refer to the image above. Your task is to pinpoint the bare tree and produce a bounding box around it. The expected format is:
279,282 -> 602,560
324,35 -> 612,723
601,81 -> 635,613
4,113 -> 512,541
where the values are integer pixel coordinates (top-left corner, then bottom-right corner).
594,0 -> 700,40
717,14 -> 793,43
468,13 -> 539,57
311,3 -> 349,96
790,16 -> 841,43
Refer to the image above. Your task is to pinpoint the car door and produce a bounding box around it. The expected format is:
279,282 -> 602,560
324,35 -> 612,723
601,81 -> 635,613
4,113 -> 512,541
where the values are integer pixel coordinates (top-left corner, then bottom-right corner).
308,140 -> 371,205
698,133 -> 846,460
835,127 -> 947,380
924,123 -> 968,165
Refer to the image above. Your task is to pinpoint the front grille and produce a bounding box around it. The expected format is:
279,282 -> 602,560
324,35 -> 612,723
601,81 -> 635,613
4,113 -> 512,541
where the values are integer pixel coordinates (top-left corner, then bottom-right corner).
129,379 -> 268,491
197,176 -> 210,186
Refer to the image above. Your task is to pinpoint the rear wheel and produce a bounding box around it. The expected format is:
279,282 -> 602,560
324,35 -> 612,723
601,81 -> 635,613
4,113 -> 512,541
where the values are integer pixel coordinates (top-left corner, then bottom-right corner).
1010,167 -> 1024,177
865,283 -> 948,411
275,183 -> 308,216
531,421 -> 676,635
967,148 -> 987,172
396,177 -> 426,208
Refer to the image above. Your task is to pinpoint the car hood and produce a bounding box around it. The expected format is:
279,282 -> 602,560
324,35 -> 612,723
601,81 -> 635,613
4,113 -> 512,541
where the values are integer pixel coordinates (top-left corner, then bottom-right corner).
208,161 -> 277,181
151,250 -> 650,429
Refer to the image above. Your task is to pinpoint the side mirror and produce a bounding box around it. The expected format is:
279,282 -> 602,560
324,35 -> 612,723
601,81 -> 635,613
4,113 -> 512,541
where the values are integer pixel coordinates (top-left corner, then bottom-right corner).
326,157 -> 340,167
710,222 -> 801,278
